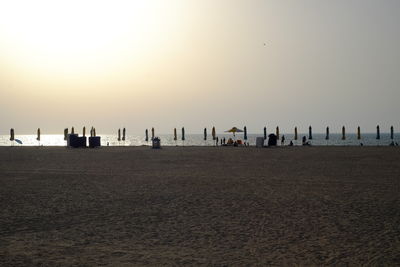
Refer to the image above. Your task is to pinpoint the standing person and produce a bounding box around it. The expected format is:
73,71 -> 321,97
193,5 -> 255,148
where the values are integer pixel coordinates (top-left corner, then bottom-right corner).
302,136 -> 307,145
281,135 -> 285,146
223,137 -> 226,145
216,137 -> 219,146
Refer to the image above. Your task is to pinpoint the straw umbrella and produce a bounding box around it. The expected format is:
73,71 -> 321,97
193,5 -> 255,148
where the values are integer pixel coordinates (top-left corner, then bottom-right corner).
357,126 -> 361,140
244,126 -> 247,141
204,128 -> 207,141
390,126 -> 394,140
151,127 -> 155,141
64,128 -> 68,140
264,127 -> 267,140
309,126 -> 313,140
122,128 -> 126,141
276,127 -> 280,140
294,127 -> 298,141
145,129 -> 149,142
118,128 -> 121,143
212,127 -> 216,141
37,128 -> 41,145
93,128 -> 96,137
71,127 -> 75,135
10,128 -> 15,146
82,126 -> 86,137
342,126 -> 346,140
225,127 -> 243,139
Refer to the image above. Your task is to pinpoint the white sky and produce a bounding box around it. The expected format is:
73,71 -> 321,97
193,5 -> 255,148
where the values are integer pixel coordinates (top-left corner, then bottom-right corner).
0,0 -> 399,134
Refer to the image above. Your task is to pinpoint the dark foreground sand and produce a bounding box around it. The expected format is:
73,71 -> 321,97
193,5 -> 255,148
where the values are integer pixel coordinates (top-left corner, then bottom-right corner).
0,146 -> 399,266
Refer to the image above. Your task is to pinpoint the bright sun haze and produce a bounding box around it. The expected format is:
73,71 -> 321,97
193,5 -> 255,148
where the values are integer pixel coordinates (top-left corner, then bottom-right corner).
1,0 -> 400,134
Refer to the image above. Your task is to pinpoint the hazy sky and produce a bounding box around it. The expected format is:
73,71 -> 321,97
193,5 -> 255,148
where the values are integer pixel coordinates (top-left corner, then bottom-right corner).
1,0 -> 399,134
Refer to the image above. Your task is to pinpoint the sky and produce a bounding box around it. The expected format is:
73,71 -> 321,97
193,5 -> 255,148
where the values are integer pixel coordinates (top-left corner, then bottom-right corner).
1,0 -> 399,134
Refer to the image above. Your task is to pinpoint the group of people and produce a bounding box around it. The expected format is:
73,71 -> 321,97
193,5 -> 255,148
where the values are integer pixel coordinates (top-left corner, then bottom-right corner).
279,135 -> 311,146
216,137 -> 250,147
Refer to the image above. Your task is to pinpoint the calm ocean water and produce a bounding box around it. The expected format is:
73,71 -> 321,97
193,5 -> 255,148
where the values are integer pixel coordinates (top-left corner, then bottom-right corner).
0,133 -> 398,146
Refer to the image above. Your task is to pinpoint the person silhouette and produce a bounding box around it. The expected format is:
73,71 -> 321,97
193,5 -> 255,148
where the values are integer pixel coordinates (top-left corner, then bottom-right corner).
281,135 -> 285,145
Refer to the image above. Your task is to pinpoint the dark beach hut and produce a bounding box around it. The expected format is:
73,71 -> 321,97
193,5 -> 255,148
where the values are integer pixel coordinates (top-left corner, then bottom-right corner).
342,126 -> 346,140
244,126 -> 247,140
376,125 -> 380,140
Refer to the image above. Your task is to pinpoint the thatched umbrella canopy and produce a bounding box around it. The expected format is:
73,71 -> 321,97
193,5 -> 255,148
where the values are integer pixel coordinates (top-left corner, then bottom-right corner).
182,127 -> 185,141
174,128 -> 177,141
276,127 -> 280,140
71,127 -> 75,135
357,126 -> 361,140
37,128 -> 41,141
82,127 -> 86,137
204,128 -> 207,141
244,126 -> 247,140
264,127 -> 267,140
309,126 -> 313,140
122,128 -> 126,141
145,129 -> 149,142
118,128 -> 121,142
151,127 -> 155,140
294,127 -> 298,140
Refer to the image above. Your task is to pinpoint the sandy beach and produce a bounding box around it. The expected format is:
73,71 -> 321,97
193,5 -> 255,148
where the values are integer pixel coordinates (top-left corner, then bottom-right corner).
0,146 -> 399,266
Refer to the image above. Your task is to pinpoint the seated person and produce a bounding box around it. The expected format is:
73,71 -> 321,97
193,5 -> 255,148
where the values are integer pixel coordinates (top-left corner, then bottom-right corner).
237,140 -> 243,145
227,138 -> 234,145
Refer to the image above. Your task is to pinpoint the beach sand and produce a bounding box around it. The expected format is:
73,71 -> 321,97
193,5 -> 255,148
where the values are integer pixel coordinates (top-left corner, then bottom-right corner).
0,146 -> 399,266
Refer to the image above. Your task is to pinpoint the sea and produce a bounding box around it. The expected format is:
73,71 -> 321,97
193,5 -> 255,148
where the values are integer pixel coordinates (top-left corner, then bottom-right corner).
0,133 -> 397,147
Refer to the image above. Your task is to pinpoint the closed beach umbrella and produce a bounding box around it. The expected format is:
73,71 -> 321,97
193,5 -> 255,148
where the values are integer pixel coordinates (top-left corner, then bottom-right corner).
151,127 -> 155,140
71,127 -> 75,135
276,127 -> 279,140
309,126 -> 313,140
244,126 -> 247,140
294,127 -> 298,140
93,128 -> 96,137
10,128 -> 15,141
325,127 -> 329,140
264,127 -> 267,140
212,127 -> 216,140
342,126 -> 346,140
37,128 -> 41,141
64,128 -> 68,140
182,127 -> 185,141
174,128 -> 177,141
118,128 -> 121,141
82,127 -> 86,137
122,128 -> 126,141
145,129 -> 149,142
204,128 -> 207,141
376,125 -> 380,140
357,126 -> 361,140
390,126 -> 394,140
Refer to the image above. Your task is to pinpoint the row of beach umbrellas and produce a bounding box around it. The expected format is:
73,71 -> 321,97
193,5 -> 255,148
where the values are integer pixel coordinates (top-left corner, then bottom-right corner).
7,125 -> 396,145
